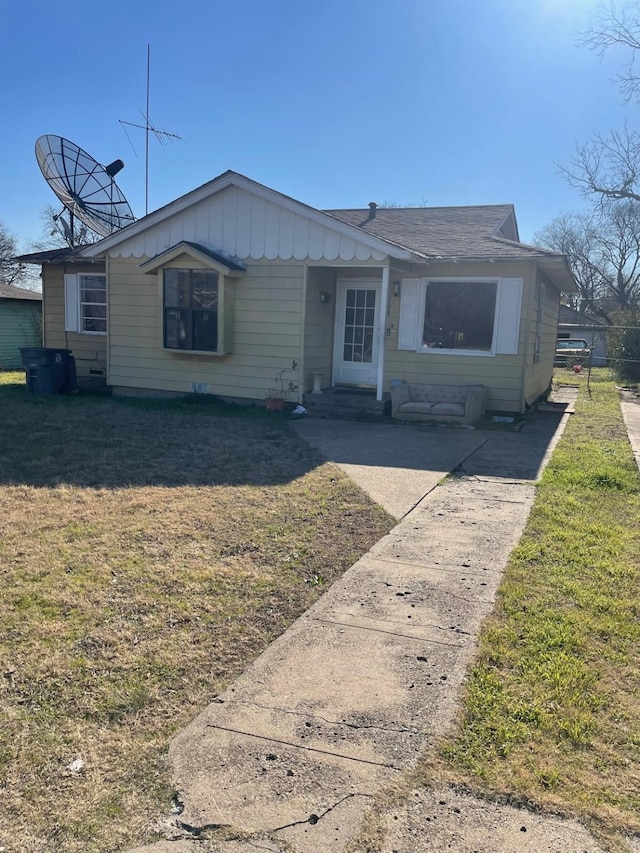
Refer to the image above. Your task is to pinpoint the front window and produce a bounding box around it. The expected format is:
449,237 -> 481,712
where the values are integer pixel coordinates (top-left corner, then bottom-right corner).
422,280 -> 497,351
79,275 -> 106,334
163,268 -> 219,352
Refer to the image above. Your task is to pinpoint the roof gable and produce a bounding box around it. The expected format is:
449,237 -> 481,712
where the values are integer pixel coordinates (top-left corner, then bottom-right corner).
139,241 -> 246,274
82,172 -> 414,263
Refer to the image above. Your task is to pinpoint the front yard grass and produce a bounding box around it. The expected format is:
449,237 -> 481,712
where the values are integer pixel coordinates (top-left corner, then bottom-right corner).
0,373 -> 393,853
437,369 -> 640,849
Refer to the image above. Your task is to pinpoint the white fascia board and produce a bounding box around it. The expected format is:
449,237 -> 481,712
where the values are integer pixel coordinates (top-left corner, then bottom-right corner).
81,171 -> 416,261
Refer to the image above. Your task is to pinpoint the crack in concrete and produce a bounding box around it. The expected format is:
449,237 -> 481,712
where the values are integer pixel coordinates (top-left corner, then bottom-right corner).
392,439 -> 492,522
172,818 -> 282,851
365,553 -> 504,576
270,792 -> 374,833
330,609 -> 473,638
175,818 -> 232,836
220,698 -> 419,735
312,616 -> 463,647
205,723 -> 402,770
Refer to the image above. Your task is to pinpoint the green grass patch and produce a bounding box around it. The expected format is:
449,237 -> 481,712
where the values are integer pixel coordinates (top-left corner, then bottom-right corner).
0,375 -> 393,852
439,370 -> 640,841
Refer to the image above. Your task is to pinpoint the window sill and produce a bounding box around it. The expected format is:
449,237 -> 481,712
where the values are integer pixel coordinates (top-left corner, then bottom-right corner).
417,347 -> 495,357
79,330 -> 107,336
163,347 -> 225,357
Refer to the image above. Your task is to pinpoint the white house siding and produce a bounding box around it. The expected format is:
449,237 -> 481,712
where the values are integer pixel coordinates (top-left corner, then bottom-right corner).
108,185 -> 389,264
108,255 -> 305,401
523,270 -> 560,406
384,261 -> 539,413
42,264 -> 108,381
0,300 -> 42,369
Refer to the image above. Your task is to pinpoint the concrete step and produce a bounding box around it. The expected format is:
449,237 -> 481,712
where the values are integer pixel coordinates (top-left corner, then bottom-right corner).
303,389 -> 389,418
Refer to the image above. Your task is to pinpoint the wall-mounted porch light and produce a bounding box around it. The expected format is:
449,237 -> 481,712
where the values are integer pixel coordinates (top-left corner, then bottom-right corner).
319,291 -> 331,303
393,281 -> 401,297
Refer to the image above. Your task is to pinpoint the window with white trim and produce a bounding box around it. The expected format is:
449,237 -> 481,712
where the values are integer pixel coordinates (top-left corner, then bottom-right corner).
79,275 -> 107,334
64,273 -> 107,335
397,276 -> 523,356
422,280 -> 497,351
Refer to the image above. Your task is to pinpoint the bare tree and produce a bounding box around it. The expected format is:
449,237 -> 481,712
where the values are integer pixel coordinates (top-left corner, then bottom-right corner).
579,2 -> 640,102
535,202 -> 640,321
0,221 -> 28,288
561,4 -> 640,204
33,205 -> 102,250
560,126 -> 640,206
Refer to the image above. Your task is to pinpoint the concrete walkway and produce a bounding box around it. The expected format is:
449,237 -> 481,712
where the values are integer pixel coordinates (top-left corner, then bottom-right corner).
621,398 -> 640,473
128,390 -> 640,853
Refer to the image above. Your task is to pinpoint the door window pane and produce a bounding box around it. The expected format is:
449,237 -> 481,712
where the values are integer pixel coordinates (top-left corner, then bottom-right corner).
342,287 -> 376,364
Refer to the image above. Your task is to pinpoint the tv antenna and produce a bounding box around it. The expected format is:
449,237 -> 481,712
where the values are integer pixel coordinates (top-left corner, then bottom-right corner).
119,44 -> 182,215
35,134 -> 136,245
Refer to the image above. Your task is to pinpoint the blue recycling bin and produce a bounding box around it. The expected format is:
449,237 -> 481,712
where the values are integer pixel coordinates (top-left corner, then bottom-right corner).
19,348 -> 77,395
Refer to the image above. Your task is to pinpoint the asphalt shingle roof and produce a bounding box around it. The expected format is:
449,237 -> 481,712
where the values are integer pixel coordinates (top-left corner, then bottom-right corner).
0,283 -> 41,301
13,247 -> 96,264
324,205 -> 554,260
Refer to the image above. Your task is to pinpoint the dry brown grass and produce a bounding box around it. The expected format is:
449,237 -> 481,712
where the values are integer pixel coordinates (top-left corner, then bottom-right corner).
0,374 -> 392,853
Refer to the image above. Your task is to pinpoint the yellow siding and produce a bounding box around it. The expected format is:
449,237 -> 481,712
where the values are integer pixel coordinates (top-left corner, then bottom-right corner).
108,256 -> 304,401
42,264 -> 107,381
524,271 -> 560,406
304,267 -> 336,391
384,260 -> 538,413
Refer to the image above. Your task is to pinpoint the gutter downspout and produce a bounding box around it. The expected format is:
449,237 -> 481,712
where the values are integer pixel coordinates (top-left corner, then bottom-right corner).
377,266 -> 389,402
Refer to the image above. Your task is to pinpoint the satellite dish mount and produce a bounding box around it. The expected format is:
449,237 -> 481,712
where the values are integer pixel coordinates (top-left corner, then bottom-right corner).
35,135 -> 136,247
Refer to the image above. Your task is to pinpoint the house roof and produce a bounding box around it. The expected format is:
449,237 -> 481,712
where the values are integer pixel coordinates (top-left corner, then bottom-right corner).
325,205 -> 576,291
13,247 -> 103,264
81,171 -> 416,262
0,283 -> 42,301
324,205 -> 517,258
75,169 -> 576,290
559,305 -> 605,326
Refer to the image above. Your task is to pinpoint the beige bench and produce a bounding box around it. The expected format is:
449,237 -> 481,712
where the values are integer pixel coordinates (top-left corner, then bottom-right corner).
390,382 -> 489,425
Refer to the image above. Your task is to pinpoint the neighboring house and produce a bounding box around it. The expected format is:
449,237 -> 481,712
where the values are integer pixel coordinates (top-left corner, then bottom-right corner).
0,283 -> 42,370
558,305 -> 608,367
16,171 -> 576,413
12,247 -> 107,383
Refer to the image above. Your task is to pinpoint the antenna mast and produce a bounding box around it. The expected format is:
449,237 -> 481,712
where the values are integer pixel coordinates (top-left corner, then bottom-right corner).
119,44 -> 182,215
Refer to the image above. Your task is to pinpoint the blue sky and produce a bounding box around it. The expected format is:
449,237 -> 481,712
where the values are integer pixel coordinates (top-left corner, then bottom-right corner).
1,0 -> 633,249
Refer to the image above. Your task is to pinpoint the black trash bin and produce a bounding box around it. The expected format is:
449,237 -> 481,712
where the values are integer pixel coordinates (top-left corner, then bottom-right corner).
19,348 -> 77,395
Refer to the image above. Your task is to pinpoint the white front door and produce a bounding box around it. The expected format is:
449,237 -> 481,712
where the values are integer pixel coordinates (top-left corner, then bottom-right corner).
333,279 -> 381,386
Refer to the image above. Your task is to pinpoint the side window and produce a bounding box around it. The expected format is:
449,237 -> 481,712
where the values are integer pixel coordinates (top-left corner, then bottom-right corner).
64,273 -> 106,335
79,275 -> 107,334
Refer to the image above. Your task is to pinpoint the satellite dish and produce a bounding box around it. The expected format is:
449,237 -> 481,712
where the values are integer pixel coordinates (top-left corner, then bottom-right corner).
35,134 -> 136,241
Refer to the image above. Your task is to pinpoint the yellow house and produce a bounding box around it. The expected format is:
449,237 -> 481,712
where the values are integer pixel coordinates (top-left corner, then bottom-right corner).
19,171 -> 576,414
